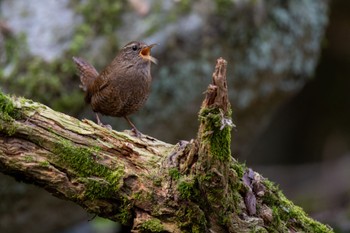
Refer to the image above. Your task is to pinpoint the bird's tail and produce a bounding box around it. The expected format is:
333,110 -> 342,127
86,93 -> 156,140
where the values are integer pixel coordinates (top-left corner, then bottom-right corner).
72,57 -> 99,92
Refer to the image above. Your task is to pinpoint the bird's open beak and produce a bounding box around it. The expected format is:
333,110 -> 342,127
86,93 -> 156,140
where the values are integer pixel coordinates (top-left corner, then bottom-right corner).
140,44 -> 158,64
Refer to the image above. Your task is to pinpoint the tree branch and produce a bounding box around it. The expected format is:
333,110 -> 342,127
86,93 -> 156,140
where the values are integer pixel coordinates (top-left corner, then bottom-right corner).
0,58 -> 332,232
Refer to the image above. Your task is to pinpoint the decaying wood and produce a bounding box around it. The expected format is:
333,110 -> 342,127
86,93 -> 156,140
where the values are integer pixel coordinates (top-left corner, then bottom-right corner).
0,58 -> 332,232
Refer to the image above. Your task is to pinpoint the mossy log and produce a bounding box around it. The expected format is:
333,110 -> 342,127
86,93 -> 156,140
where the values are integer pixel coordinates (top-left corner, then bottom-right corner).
0,58 -> 332,233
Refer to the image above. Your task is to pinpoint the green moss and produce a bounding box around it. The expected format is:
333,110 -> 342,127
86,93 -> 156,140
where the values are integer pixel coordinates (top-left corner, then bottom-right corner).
153,177 -> 162,187
209,125 -> 231,161
146,155 -> 163,167
199,107 -> 232,162
250,227 -> 269,233
230,160 -> 246,179
178,181 -> 193,200
53,138 -> 124,199
262,179 -> 333,233
0,92 -> 21,135
133,190 -> 154,207
147,172 -> 162,187
24,155 -> 34,162
39,160 -> 50,167
227,163 -> 246,212
177,176 -> 199,200
1,121 -> 18,136
55,139 -> 102,175
199,172 -> 213,182
0,92 -> 20,121
168,168 -> 181,180
140,218 -> 164,233
199,172 -> 238,227
229,182 -> 244,214
133,191 -> 142,200
176,205 -> 207,233
116,196 -> 133,225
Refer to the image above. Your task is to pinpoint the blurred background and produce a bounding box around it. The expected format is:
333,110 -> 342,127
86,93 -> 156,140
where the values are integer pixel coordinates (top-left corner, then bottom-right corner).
0,0 -> 349,232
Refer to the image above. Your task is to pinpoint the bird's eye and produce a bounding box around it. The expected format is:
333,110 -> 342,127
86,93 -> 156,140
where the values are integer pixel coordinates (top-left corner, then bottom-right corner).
132,44 -> 138,51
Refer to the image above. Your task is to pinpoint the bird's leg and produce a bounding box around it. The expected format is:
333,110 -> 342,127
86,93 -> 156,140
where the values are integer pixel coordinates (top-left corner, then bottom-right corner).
95,113 -> 112,129
124,116 -> 141,137
96,113 -> 103,126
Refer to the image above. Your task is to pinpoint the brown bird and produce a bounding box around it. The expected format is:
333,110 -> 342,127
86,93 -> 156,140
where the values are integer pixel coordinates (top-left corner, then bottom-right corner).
72,41 -> 157,137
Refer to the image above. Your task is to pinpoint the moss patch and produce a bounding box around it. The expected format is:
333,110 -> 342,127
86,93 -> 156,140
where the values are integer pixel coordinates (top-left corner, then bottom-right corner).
230,160 -> 246,179
199,107 -> 232,162
0,91 -> 20,121
53,138 -> 124,199
262,179 -> 333,233
0,92 -> 21,135
140,218 -> 164,233
168,167 -> 181,180
177,176 -> 199,200
176,204 -> 207,233
39,160 -> 50,167
116,196 -> 133,225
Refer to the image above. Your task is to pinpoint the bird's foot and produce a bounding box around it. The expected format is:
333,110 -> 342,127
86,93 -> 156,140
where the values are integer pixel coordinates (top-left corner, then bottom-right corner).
131,128 -> 142,138
95,113 -> 112,130
124,116 -> 142,138
100,123 -> 112,130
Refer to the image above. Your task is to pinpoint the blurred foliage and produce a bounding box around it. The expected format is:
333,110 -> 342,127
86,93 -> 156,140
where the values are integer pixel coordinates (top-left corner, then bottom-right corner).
0,0 -> 128,116
215,0 -> 234,14
73,0 -> 124,35
0,31 -> 83,115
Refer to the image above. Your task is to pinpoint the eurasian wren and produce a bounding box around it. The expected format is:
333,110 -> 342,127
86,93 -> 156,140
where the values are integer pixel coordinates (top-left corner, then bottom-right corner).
72,41 -> 157,137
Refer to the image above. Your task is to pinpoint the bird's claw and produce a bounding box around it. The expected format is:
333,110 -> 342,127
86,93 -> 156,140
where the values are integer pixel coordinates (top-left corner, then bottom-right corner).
132,128 -> 142,138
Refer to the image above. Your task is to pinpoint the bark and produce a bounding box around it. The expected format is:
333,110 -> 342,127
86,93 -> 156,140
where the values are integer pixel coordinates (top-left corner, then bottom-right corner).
0,58 -> 332,233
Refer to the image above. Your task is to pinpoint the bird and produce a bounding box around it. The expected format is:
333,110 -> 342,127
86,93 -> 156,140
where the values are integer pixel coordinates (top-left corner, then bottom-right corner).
72,41 -> 157,137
